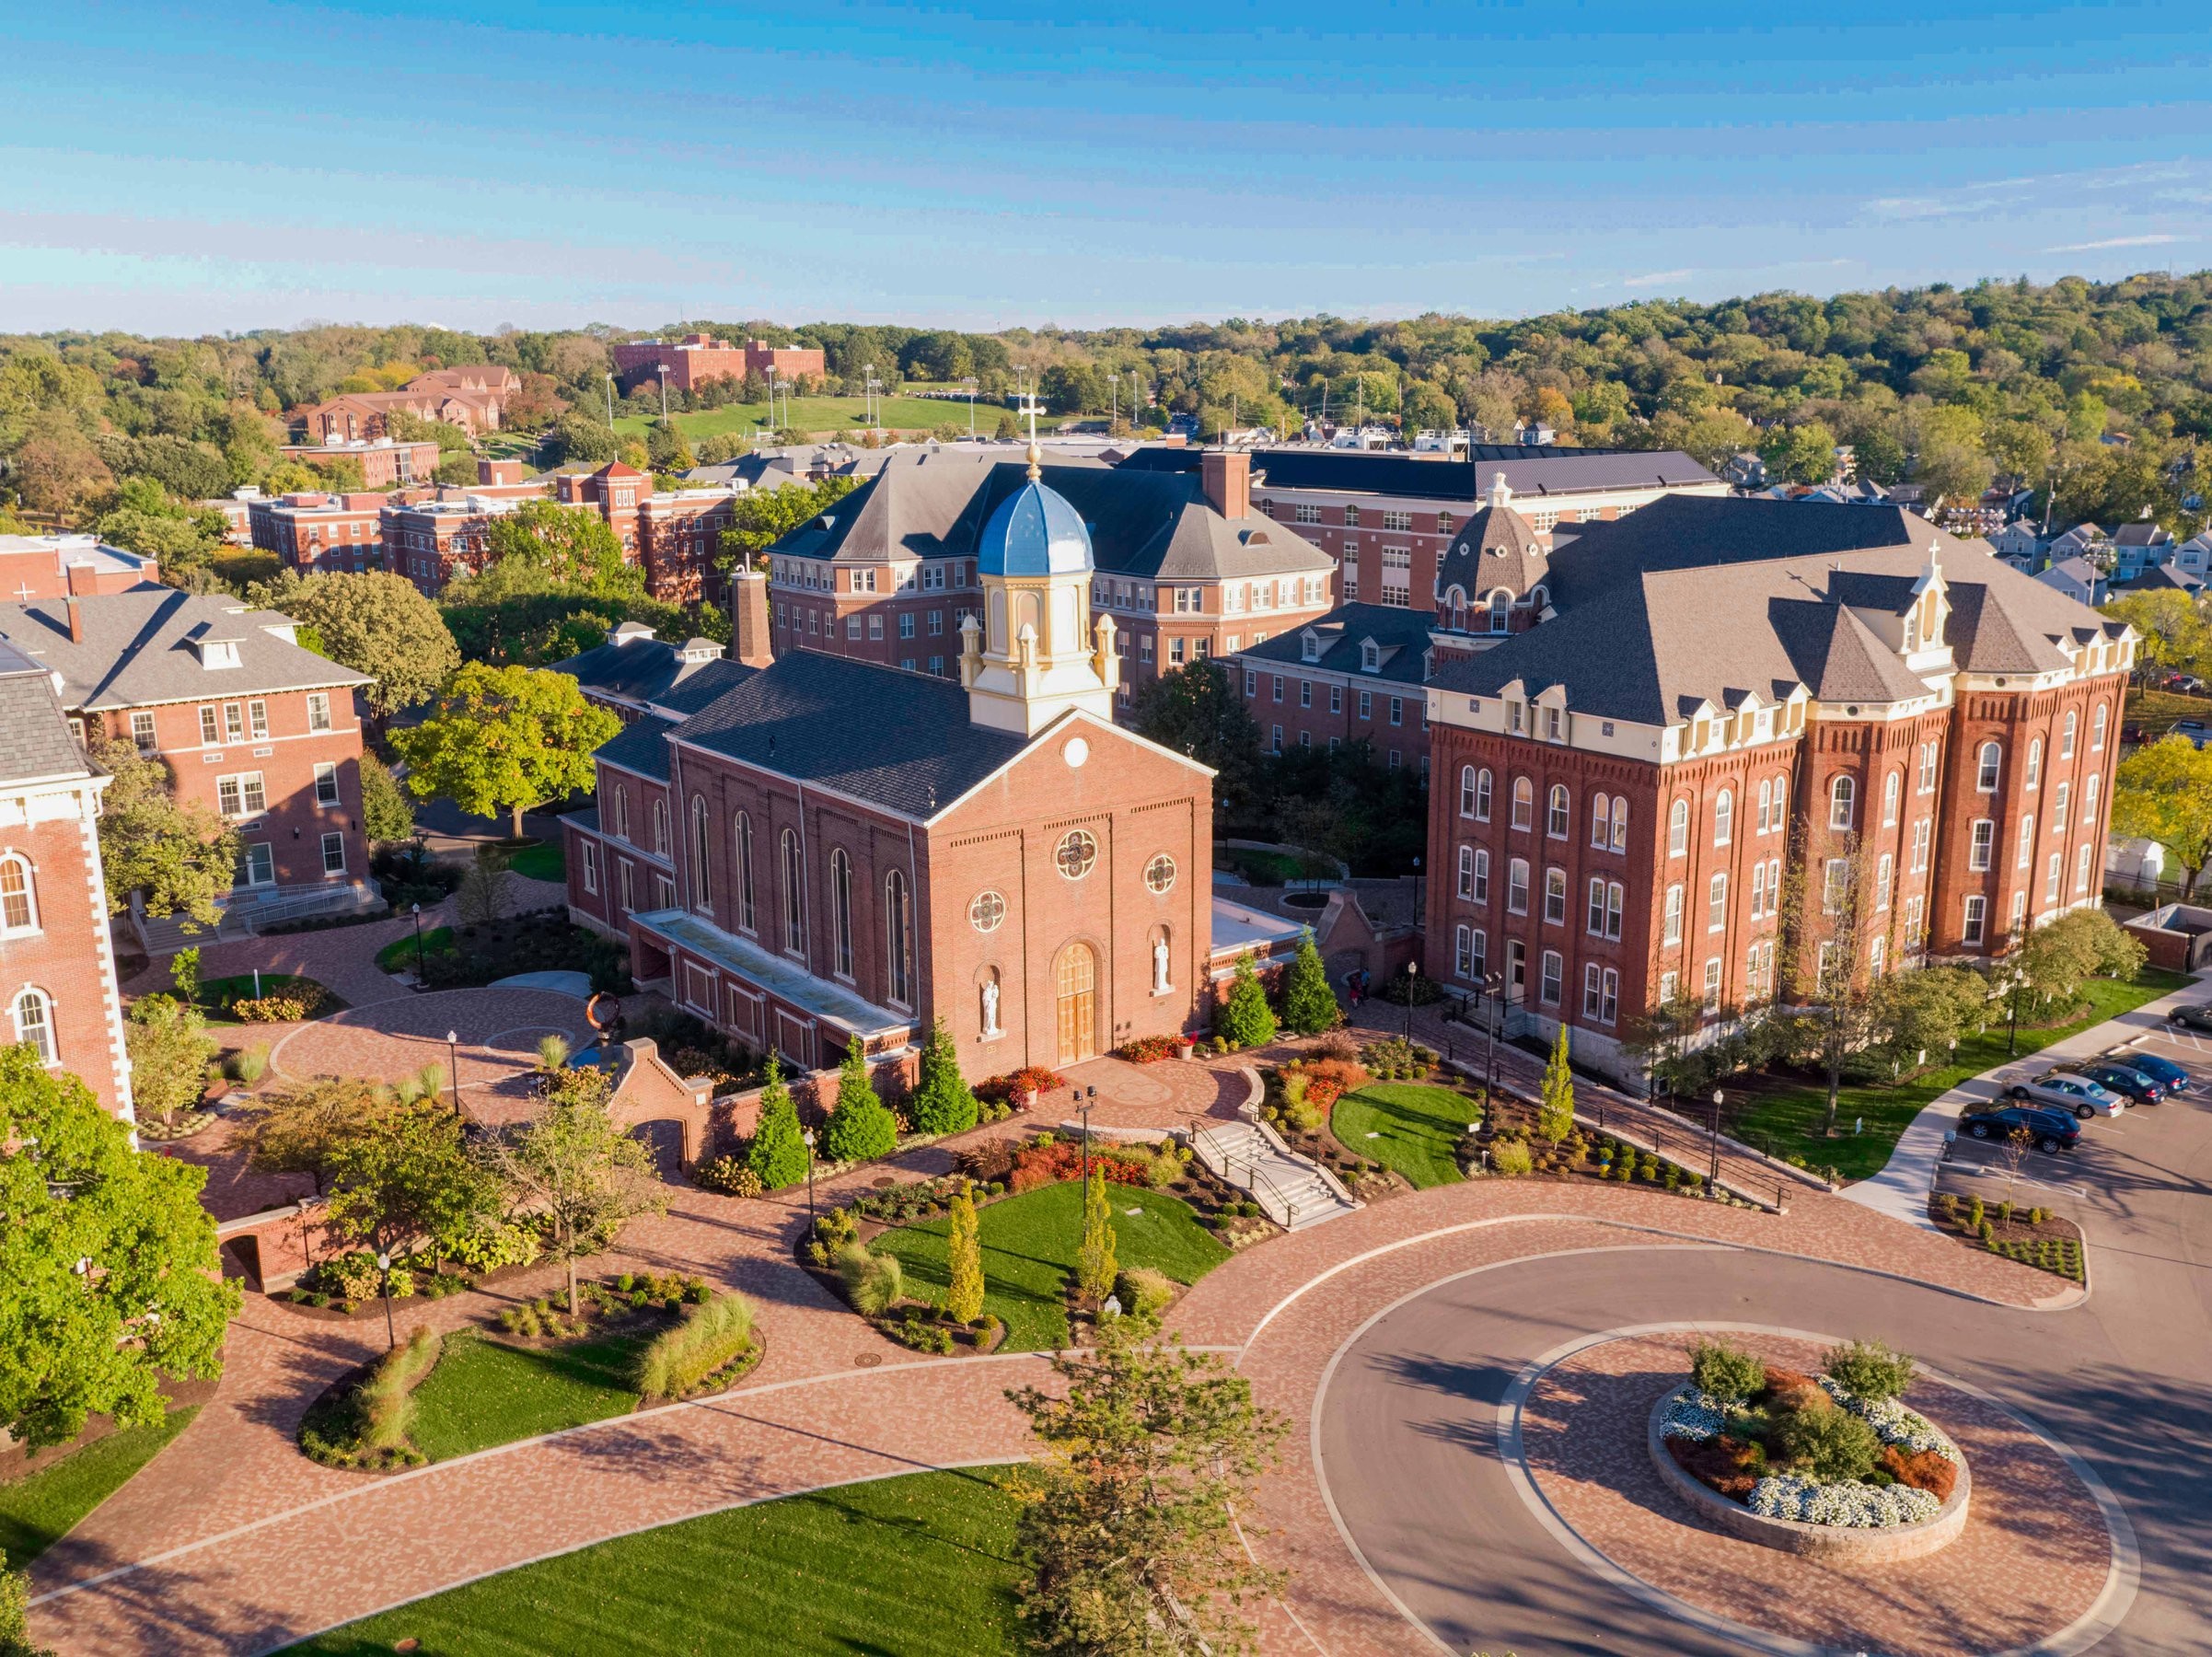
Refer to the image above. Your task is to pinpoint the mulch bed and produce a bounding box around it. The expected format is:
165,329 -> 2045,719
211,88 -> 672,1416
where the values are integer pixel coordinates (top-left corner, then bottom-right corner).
1927,1196 -> 2086,1282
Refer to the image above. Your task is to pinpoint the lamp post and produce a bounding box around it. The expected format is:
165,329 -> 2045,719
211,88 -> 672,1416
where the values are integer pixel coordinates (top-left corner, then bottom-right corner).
1404,962 -> 1419,1041
802,1128 -> 817,1234
1078,1086 -> 1096,1188
656,365 -> 672,422
603,374 -> 615,428
1708,1089 -> 1723,1198
446,1030 -> 462,1118
376,1251 -> 396,1351
411,901 -> 425,981
1481,970 -> 1503,1108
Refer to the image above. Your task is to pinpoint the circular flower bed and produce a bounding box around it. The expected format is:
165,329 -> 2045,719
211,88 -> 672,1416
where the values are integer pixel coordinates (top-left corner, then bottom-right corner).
1651,1338 -> 1970,1559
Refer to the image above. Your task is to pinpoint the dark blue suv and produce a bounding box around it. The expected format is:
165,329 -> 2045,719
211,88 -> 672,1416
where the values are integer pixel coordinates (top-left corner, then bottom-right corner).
1961,1102 -> 2079,1153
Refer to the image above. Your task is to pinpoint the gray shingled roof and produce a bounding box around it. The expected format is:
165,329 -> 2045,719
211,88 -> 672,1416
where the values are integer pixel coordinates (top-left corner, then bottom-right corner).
0,641 -> 96,787
1115,443 -> 1720,501
594,717 -> 676,783
668,652 -> 1026,818
0,589 -> 367,712
1236,603 -> 1438,686
770,450 -> 1332,585
1436,502 -> 1549,600
550,632 -> 730,707
651,656 -> 757,716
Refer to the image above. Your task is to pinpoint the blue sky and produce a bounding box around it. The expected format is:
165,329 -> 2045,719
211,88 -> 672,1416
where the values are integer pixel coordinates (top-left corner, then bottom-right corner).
6,0 -> 2209,335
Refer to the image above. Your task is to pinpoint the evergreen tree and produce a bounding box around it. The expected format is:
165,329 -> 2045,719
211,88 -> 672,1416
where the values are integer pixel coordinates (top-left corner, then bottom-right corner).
946,1179 -> 985,1326
908,1015 -> 979,1135
821,1037 -> 898,1164
1075,1163 -> 1118,1303
1213,952 -> 1279,1049
1538,1024 -> 1576,1143
746,1057 -> 810,1189
1279,930 -> 1340,1036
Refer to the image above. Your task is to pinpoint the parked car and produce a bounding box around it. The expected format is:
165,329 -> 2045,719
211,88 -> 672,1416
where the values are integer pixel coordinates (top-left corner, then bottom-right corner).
2008,1072 -> 2125,1118
2168,1002 -> 2212,1034
2068,1061 -> 2165,1105
2114,1050 -> 2191,1095
2171,719 -> 2212,749
1961,1103 -> 2080,1153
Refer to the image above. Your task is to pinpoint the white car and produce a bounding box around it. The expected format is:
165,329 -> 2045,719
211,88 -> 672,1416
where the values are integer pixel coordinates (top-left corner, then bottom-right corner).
2008,1072 -> 2125,1119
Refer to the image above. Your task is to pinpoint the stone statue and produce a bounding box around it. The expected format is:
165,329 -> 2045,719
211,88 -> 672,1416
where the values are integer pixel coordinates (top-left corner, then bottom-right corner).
981,978 -> 1001,1037
1152,933 -> 1170,994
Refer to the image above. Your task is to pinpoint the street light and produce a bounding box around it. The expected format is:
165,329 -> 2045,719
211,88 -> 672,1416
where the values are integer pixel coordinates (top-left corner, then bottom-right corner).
1404,961 -> 1419,1041
1078,1085 -> 1097,1188
1708,1089 -> 1724,1198
802,1128 -> 817,1234
656,365 -> 672,422
603,373 -> 615,428
446,1030 -> 462,1118
1481,970 -> 1503,1109
411,901 -> 425,982
376,1251 -> 396,1351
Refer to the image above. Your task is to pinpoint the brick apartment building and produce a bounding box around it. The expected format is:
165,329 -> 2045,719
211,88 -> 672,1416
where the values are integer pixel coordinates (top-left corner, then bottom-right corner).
294,365 -> 521,443
0,535 -> 160,600
1235,602 -> 1440,772
0,639 -> 134,1119
610,333 -> 828,395
1116,443 -> 1723,614
0,590 -> 377,926
762,446 -> 1333,703
280,438 -> 443,489
249,492 -> 393,574
563,464 -> 1281,1080
1421,495 -> 2133,1085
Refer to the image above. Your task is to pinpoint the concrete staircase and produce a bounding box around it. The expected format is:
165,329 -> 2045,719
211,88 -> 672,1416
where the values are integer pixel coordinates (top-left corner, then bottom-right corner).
131,883 -> 383,956
1188,1119 -> 1359,1232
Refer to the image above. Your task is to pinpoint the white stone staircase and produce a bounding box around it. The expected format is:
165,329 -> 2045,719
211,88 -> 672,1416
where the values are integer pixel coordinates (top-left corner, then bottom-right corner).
1188,1119 -> 1359,1232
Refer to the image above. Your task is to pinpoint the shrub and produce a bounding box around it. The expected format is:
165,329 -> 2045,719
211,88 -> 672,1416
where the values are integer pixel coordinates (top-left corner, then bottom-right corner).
1880,1443 -> 1960,1502
1966,1194 -> 1986,1232
977,1064 -> 1065,1106
1213,951 -> 1279,1049
633,1293 -> 756,1398
837,1245 -> 902,1316
814,1206 -> 859,1250
1141,1141 -> 1189,1189
694,1155 -> 763,1197
1689,1340 -> 1766,1408
1007,1138 -> 1149,1192
909,1015 -> 979,1135
1117,1034 -> 1182,1063
1114,1267 -> 1177,1319
1823,1339 -> 1917,1405
435,1221 -> 541,1275
1938,1193 -> 1959,1221
2029,1206 -> 2049,1225
1488,1139 -> 1533,1176
822,1037 -> 898,1163
747,1057 -> 810,1188
1666,1432 -> 1766,1501
1280,930 -> 1342,1035
228,1044 -> 270,1084
1771,1401 -> 1882,1481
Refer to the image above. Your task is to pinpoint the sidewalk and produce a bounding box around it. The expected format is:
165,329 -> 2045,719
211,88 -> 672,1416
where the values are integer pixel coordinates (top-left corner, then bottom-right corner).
1840,975 -> 2207,1228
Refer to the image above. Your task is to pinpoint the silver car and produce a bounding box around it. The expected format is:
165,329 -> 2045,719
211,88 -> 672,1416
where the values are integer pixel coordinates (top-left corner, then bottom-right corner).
2008,1072 -> 2125,1119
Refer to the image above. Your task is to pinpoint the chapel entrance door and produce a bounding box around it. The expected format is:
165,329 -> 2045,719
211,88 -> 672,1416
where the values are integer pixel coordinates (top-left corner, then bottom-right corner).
1055,943 -> 1097,1067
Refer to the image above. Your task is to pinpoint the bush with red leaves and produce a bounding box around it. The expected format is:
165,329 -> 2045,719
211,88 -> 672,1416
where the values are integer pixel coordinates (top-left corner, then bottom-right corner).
977,1065 -> 1068,1106
1666,1433 -> 1766,1501
1881,1444 -> 1958,1502
1007,1139 -> 1150,1193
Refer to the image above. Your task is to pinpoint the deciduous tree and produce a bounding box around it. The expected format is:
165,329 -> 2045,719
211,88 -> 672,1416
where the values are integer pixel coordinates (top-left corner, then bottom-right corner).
123,994 -> 220,1130
712,478 -> 858,573
246,570 -> 461,721
1537,1024 -> 1575,1142
2114,734 -> 2212,898
87,736 -> 238,928
392,663 -> 620,837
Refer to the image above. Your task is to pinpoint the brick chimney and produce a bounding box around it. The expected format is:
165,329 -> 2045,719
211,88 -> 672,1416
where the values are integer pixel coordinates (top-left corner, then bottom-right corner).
731,567 -> 774,668
478,458 -> 524,487
65,596 -> 83,643
1200,448 -> 1251,520
65,561 -> 95,597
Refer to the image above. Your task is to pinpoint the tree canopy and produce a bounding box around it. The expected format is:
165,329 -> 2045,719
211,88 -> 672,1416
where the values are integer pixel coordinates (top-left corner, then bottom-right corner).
87,736 -> 239,926
2114,735 -> 2212,898
245,569 -> 459,719
391,663 -> 620,836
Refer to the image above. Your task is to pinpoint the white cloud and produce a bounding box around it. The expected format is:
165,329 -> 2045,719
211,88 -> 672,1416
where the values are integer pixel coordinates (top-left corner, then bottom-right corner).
2043,233 -> 2187,252
1622,268 -> 1693,289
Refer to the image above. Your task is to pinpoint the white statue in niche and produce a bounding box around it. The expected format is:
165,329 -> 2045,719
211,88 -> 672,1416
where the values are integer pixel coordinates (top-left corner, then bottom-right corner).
981,978 -> 1002,1037
1152,933 -> 1171,994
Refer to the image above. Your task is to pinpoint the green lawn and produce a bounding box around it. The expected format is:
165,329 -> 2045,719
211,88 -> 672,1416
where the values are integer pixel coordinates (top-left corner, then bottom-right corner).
0,1407 -> 198,1568
284,1466 -> 1023,1655
1733,968 -> 2191,1182
197,973 -> 344,1024
1332,1083 -> 1484,1188
406,1329 -> 643,1463
506,842 -> 564,882
873,1180 -> 1229,1350
613,395 -> 996,444
376,925 -> 452,973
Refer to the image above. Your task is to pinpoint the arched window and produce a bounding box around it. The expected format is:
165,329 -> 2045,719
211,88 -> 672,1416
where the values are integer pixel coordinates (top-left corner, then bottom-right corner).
1756,778 -> 1774,833
1668,799 -> 1689,857
1882,771 -> 1900,827
0,856 -> 36,934
780,828 -> 805,954
1511,777 -> 1534,830
1488,591 -> 1511,633
1459,765 -> 1478,818
1975,741 -> 2001,792
2025,737 -> 2043,789
689,796 -> 712,912
2091,703 -> 2109,751
1475,768 -> 1493,822
1829,775 -> 1855,830
1713,789 -> 1733,846
1770,773 -> 1789,833
829,848 -> 854,978
12,988 -> 52,1066
734,813 -> 756,933
2061,710 -> 2078,759
652,797 -> 670,856
1609,796 -> 1628,851
1590,793 -> 1612,848
1546,783 -> 1569,839
885,870 -> 913,1004
2084,771 -> 2100,820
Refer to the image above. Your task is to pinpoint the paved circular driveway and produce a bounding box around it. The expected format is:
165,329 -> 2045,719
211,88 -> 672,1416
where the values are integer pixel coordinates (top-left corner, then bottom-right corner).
269,988 -> 596,1118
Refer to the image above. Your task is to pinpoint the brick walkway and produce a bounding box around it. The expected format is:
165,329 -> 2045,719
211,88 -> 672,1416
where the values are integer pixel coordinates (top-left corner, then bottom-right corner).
1518,1332 -> 2110,1657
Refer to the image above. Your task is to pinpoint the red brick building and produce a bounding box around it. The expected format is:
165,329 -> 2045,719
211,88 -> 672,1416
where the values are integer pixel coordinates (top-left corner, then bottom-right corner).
249,492 -> 393,574
763,446 -> 1334,701
610,334 -> 826,395
1421,496 -> 2132,1086
565,458 -> 1233,1078
0,590 -> 378,932
0,639 -> 134,1120
279,439 -> 443,489
1233,602 -> 1440,773
1116,443 -> 1722,614
0,535 -> 160,600
293,366 -> 520,443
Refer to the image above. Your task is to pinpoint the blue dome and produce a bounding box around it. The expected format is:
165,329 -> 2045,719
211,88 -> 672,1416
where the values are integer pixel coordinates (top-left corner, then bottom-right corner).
979,479 -> 1093,578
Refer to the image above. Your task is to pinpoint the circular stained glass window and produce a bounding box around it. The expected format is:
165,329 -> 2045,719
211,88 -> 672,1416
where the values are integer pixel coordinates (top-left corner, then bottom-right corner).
969,890 -> 1006,933
1144,853 -> 1176,894
1056,829 -> 1097,880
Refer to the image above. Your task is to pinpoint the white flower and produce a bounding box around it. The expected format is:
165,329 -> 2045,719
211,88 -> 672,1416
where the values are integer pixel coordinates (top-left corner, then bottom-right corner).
1660,1385 -> 1725,1443
1820,1378 -> 1961,1463
1747,1473 -> 1940,1528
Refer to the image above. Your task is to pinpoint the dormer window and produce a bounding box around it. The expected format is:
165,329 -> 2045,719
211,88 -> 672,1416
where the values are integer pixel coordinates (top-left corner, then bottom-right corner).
1360,640 -> 1382,673
1301,632 -> 1320,664
198,639 -> 241,669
